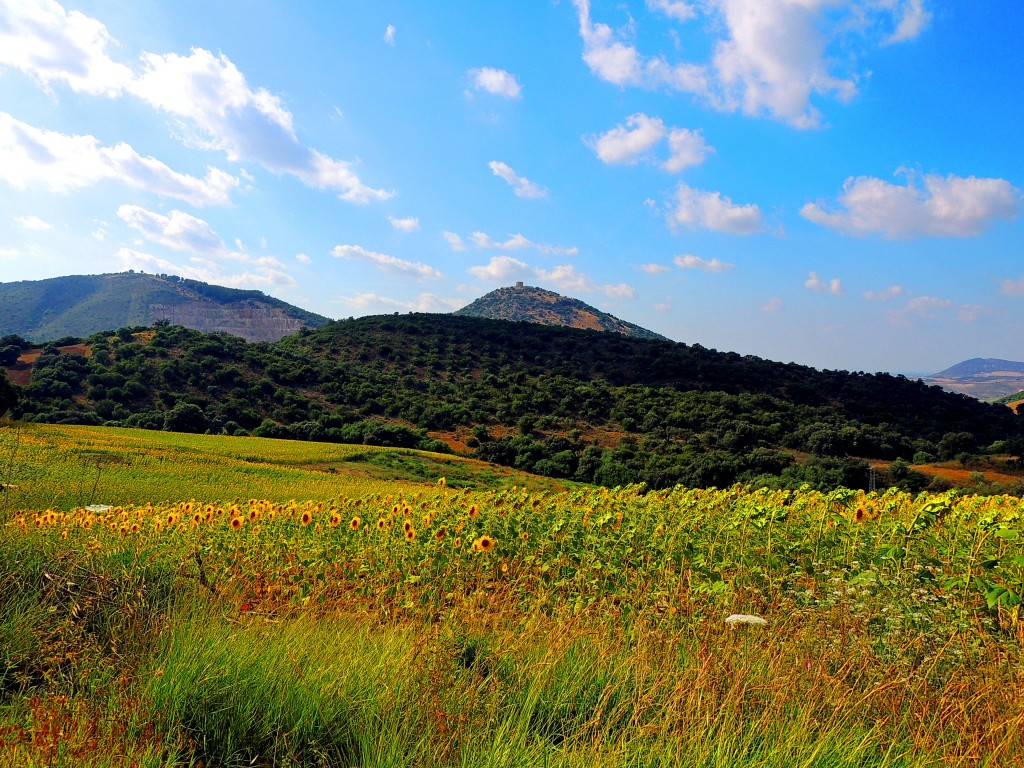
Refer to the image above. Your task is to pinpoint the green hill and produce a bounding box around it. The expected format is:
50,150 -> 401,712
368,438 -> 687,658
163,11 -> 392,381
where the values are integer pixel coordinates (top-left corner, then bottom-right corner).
455,284 -> 668,341
5,312 -> 1022,492
0,272 -> 330,342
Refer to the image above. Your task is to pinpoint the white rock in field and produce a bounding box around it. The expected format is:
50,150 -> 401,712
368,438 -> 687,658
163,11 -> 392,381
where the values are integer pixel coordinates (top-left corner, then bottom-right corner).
725,613 -> 768,627
85,504 -> 112,512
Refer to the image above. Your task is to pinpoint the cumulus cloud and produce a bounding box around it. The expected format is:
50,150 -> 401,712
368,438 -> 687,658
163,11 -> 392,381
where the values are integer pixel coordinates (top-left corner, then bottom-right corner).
129,48 -> 391,204
571,0 -> 930,128
337,292 -> 464,314
805,271 -> 844,295
467,256 -> 634,299
664,128 -> 713,172
14,215 -> 52,230
863,284 -> 905,301
589,113 -> 666,164
468,67 -> 522,99
669,183 -> 763,234
442,231 -> 466,252
647,0 -> 698,22
885,0 -> 932,44
295,253 -> 312,264
331,244 -> 442,280
467,255 -> 530,282
468,231 -> 578,256
638,262 -> 672,274
0,112 -> 238,205
0,3 -> 388,204
389,216 -> 420,233
1000,277 -> 1024,297
0,0 -> 133,96
673,254 -> 734,272
489,161 -> 547,199
118,205 -> 226,255
384,24 -> 396,45
117,246 -> 297,289
801,171 -> 1021,238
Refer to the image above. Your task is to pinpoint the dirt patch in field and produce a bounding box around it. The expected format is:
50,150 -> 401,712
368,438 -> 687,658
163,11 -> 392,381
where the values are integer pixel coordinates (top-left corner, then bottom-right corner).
4,343 -> 94,386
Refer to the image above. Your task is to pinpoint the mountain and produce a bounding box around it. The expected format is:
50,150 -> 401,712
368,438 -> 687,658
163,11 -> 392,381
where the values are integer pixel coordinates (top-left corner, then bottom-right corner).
6,312 -> 1022,492
0,272 -> 330,343
923,358 -> 1024,401
455,284 -> 668,341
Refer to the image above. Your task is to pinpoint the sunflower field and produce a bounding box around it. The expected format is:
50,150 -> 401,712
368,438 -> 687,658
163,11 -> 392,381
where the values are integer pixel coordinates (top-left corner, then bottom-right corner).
1,424 -> 1023,767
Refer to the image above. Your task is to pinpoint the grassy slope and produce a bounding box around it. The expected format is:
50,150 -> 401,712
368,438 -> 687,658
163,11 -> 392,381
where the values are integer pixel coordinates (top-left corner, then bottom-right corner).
0,423 -> 570,511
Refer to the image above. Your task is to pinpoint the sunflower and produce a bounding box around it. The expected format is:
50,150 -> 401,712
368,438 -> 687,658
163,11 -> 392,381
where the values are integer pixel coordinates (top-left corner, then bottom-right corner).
405,526 -> 416,542
854,507 -> 867,523
438,477 -> 446,487
468,504 -> 479,519
231,516 -> 244,530
350,516 -> 361,531
520,531 -> 529,542
404,519 -> 413,533
453,536 -> 462,548
377,518 -> 386,531
300,511 -> 313,526
435,526 -> 448,542
474,535 -> 496,553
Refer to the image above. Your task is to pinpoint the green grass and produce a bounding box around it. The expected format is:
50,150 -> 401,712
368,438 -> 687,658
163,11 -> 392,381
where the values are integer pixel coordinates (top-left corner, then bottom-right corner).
0,422 -> 568,512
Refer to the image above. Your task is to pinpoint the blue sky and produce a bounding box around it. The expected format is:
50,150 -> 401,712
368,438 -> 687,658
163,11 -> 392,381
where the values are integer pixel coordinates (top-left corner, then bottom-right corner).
0,0 -> 1021,374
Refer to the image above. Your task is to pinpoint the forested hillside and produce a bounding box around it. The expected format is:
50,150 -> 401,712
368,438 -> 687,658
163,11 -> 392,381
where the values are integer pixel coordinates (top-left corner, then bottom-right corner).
3,314 -> 1022,491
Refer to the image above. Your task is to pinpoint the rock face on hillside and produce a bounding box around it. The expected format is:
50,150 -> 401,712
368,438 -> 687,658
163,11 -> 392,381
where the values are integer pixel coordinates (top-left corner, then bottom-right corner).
455,284 -> 668,341
924,358 -> 1024,401
0,272 -> 330,343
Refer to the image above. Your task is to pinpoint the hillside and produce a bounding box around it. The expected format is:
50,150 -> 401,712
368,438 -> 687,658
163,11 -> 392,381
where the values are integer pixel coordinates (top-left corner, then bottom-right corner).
5,313 -> 1023,492
455,284 -> 668,341
923,357 -> 1024,401
0,272 -> 330,342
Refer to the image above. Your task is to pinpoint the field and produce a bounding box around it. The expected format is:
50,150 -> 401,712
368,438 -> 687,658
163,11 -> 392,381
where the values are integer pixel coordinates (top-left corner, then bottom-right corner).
1,423 -> 1023,767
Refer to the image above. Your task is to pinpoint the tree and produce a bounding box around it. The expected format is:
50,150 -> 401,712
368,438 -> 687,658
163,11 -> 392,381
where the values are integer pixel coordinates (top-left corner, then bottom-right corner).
0,369 -> 19,416
163,403 -> 208,434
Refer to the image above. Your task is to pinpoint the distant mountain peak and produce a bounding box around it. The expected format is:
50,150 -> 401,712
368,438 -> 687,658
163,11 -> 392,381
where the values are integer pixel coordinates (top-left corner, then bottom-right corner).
454,284 -> 669,341
924,357 -> 1024,401
0,272 -> 330,343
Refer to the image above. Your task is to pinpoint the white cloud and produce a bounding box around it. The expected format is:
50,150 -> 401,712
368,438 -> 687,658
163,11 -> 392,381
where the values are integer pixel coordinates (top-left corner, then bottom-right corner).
863,284 -> 905,301
647,0 -> 698,22
337,292 -> 464,314
389,216 -> 420,233
14,215 -> 52,230
805,271 -> 844,295
295,253 -> 312,264
468,67 -> 522,99
467,255 -> 530,282
1000,277 -> 1024,297
0,247 -> 20,258
670,183 -> 763,234
331,244 -> 442,279
489,161 -> 547,199
0,111 -> 238,206
638,262 -> 672,274
673,254 -> 734,272
589,113 -> 666,164
885,0 -> 932,44
0,0 -> 133,96
801,171 -> 1021,238
118,205 -> 226,255
384,24 -> 396,45
469,231 -> 578,256
664,128 -> 713,172
442,231 -> 466,252
762,297 -> 783,313
117,247 -> 297,289
571,0 -> 929,128
128,48 -> 390,203
588,115 -> 712,172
